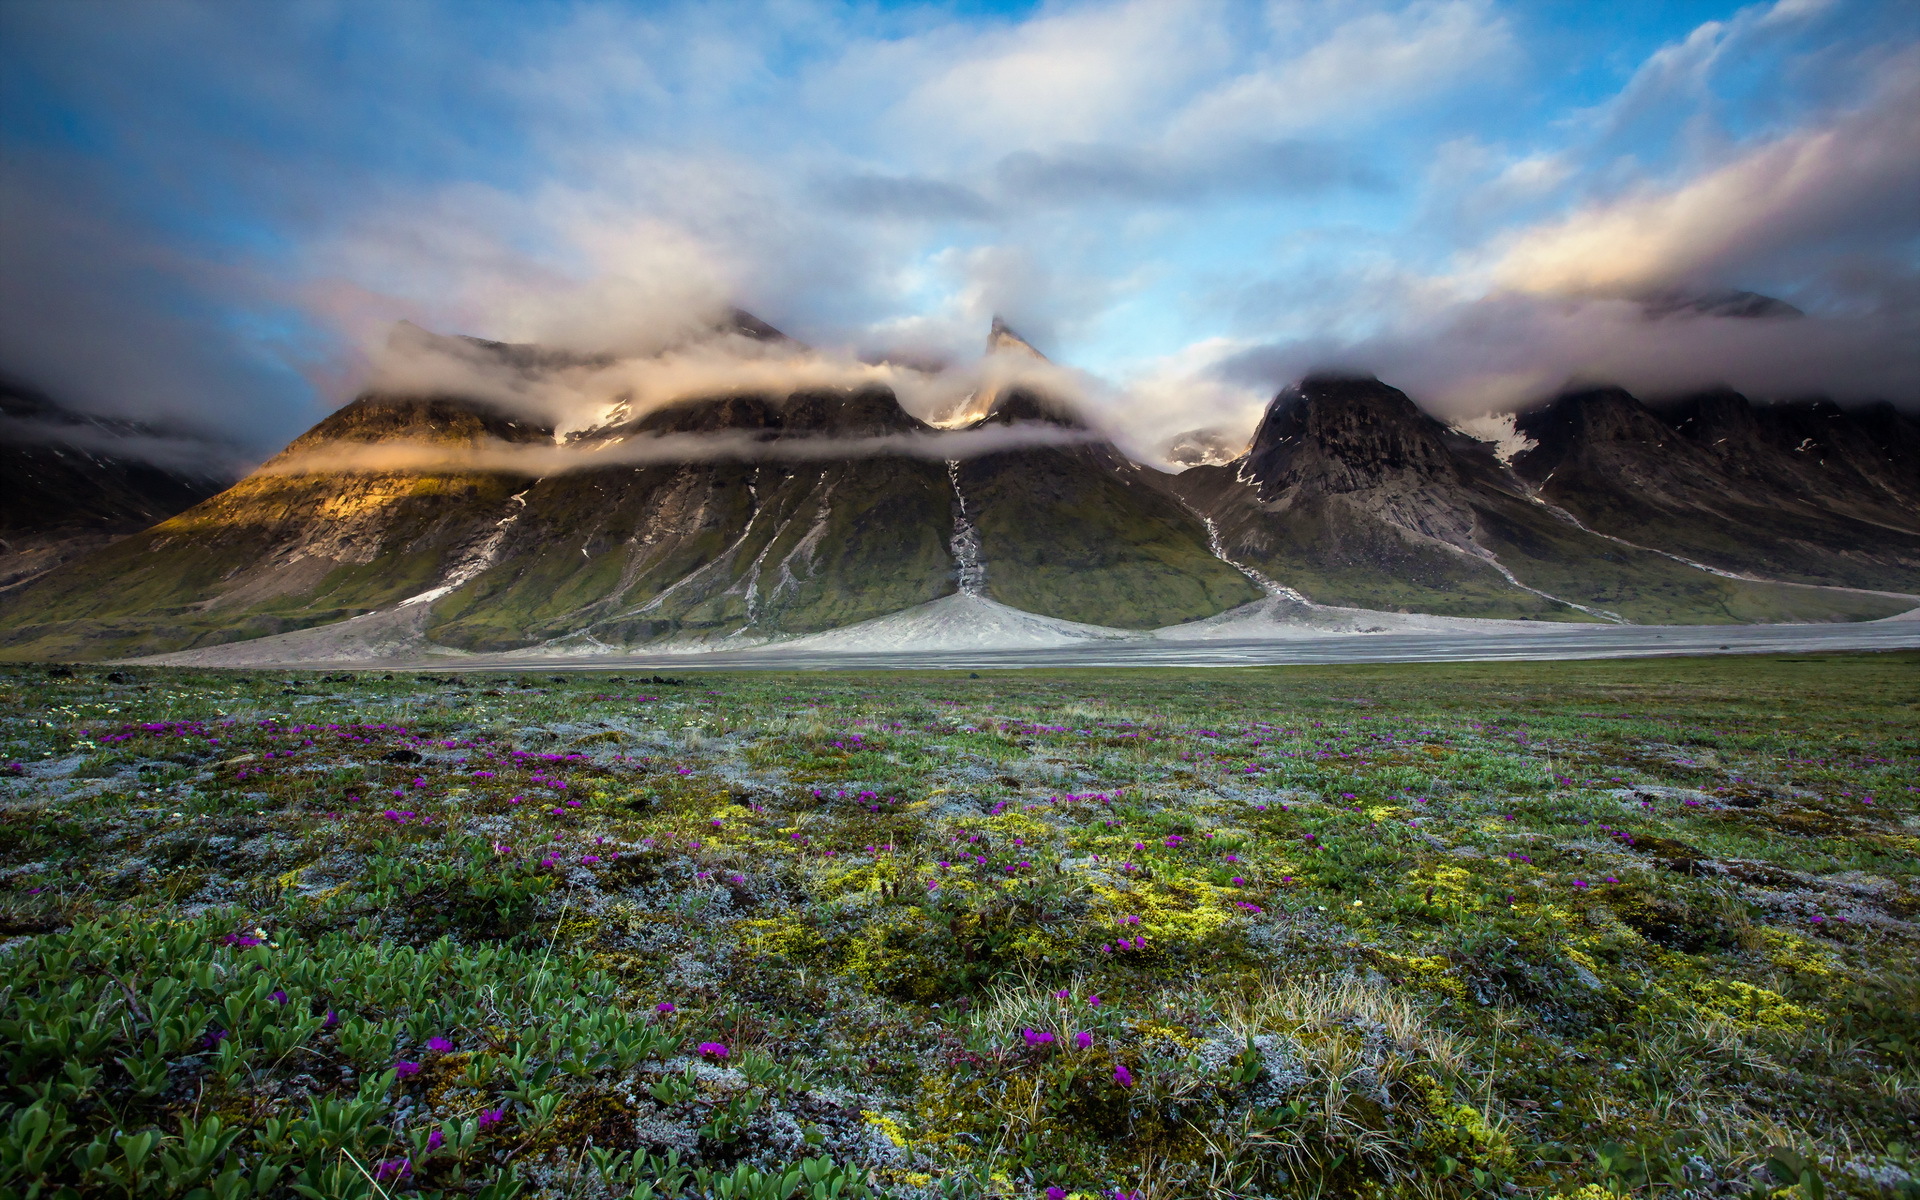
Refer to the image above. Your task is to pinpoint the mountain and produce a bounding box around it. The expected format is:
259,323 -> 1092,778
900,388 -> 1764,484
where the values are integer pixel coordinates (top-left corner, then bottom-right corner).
1513,387 -> 1920,592
1161,428 -> 1246,468
422,386 -> 956,652
1641,289 -> 1805,320
1169,375 -> 1913,624
0,385 -> 550,660
2,321 -> 1915,664
0,379 -> 233,593
946,320 -> 1263,627
0,315 -> 979,660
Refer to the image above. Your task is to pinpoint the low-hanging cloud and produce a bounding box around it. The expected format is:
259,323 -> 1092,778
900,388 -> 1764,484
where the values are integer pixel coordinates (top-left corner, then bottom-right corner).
1219,291 -> 1920,420
262,420 -> 1107,477
364,316 -> 1126,441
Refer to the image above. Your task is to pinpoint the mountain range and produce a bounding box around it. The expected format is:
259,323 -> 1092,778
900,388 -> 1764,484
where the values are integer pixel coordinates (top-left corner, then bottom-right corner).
1,315 -> 1915,662
0,380 -> 232,596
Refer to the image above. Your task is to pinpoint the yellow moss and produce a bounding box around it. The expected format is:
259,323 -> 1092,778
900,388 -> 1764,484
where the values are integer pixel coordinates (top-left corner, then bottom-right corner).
1758,928 -> 1837,978
1405,864 -> 1480,908
843,912 -> 940,999
1129,1020 -> 1202,1051
984,811 -> 1055,841
1549,1186 -> 1616,1200
1684,979 -> 1822,1031
1090,878 -> 1237,948
1412,1074 -> 1515,1171
735,917 -> 823,959
1371,951 -> 1466,1000
862,1110 -> 911,1149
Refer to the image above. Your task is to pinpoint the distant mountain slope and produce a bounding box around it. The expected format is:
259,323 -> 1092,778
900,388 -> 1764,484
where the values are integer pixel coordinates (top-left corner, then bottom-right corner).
0,388 -> 549,660
1514,388 -> 1920,592
0,379 -> 232,593
950,321 -> 1263,628
423,387 -> 958,652
2,318 -> 1915,664
1170,376 -> 1912,625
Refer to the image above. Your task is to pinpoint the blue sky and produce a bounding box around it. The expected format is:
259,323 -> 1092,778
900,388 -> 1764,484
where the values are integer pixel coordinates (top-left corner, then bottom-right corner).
1,0 -> 1916,455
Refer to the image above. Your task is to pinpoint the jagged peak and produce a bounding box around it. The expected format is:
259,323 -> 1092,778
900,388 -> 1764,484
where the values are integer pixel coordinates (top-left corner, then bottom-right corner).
974,387 -> 1089,430
724,308 -> 798,346
1241,375 -> 1459,499
1515,386 -> 1673,446
1642,290 -> 1803,320
986,317 -> 1048,360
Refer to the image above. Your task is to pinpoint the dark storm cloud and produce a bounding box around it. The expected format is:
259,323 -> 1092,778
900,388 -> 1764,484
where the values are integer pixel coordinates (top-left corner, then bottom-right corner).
993,139 -> 1388,205
815,172 -> 998,221
1216,287 -> 1920,420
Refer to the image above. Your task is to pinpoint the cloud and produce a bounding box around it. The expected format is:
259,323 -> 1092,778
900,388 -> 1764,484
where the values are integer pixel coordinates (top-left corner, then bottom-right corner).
1482,58 -> 1920,298
0,412 -> 249,476
884,0 -> 1231,155
264,423 -> 1108,476
1219,289 -> 1920,419
364,316 -> 1125,439
994,139 -> 1387,205
1165,0 -> 1515,147
814,172 -> 997,221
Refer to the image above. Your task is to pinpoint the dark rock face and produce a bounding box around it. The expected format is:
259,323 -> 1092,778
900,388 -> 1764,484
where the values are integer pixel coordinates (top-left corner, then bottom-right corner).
1641,290 -> 1804,320
0,380 -> 233,592
1244,375 -> 1463,501
1511,385 -> 1920,591
632,386 -> 928,438
1171,376 -> 1919,625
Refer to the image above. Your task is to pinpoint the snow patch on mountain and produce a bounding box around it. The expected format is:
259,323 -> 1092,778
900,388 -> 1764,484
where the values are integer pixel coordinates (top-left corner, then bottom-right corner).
1451,412 -> 1537,464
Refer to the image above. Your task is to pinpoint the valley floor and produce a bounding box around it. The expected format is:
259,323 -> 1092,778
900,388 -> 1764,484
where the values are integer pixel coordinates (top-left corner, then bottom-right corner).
2,656 -> 1917,1199
128,599 -> 1920,671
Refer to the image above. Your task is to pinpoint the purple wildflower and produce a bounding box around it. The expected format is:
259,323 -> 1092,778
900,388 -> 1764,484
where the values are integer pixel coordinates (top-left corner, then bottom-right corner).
394,1060 -> 422,1078
375,1159 -> 412,1181
697,1041 -> 729,1059
479,1108 -> 506,1127
426,1036 -> 454,1053
1113,1063 -> 1134,1088
1074,1031 -> 1093,1050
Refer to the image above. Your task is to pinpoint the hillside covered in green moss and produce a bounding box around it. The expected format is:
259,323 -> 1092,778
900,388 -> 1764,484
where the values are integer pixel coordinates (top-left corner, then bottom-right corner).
2,656 -> 1916,1198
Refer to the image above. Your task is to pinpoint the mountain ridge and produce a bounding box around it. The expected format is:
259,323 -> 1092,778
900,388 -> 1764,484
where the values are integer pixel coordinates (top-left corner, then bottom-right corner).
1,322 -> 1915,663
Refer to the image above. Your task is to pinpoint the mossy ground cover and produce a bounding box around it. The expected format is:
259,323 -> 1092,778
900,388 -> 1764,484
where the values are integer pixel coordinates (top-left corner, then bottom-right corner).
2,655 -> 1917,1200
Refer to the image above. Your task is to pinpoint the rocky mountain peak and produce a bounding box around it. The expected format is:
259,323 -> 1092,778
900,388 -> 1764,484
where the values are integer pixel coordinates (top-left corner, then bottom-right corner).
1242,374 -> 1460,500
1511,386 -> 1686,479
628,385 -> 929,438
986,316 -> 1047,360
1642,290 -> 1803,320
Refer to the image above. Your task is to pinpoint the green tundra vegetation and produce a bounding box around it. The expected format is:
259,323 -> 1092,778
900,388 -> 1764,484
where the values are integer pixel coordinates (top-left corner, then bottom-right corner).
1,655 -> 1916,1200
